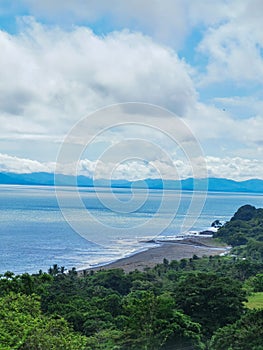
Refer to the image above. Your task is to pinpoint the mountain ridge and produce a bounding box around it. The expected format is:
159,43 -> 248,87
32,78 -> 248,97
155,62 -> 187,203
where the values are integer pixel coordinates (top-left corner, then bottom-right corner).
1,172 -> 263,193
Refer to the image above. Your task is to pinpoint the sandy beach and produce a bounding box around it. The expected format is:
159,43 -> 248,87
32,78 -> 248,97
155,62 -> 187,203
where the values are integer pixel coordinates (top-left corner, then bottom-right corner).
79,238 -> 229,273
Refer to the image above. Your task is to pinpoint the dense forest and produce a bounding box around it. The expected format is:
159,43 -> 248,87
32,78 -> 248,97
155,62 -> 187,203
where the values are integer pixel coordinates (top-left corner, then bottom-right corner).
0,205 -> 263,349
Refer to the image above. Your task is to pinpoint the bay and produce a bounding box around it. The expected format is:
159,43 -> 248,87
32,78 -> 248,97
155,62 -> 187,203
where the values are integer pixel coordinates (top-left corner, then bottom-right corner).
0,185 -> 262,274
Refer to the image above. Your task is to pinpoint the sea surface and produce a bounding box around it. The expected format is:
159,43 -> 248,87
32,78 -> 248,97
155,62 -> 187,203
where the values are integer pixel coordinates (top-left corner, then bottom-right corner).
0,185 -> 262,274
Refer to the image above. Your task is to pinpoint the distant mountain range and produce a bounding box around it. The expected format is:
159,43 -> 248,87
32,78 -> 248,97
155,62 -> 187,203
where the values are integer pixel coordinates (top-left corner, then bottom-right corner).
1,172 -> 263,193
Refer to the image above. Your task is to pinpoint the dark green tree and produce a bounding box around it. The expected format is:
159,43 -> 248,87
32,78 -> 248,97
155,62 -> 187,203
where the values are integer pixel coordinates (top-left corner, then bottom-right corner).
174,272 -> 247,335
122,290 -> 204,349
209,309 -> 263,350
0,293 -> 87,350
231,205 -> 256,221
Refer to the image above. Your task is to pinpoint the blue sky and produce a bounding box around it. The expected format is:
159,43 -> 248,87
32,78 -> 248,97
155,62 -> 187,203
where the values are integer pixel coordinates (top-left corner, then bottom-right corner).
0,0 -> 263,180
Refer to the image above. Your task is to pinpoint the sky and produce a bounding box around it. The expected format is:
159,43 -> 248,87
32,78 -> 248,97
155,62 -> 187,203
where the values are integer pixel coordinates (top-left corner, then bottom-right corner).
0,0 -> 263,181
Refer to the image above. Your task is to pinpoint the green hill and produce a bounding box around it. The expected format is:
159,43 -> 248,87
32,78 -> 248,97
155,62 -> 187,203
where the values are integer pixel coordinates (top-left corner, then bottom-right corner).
215,204 -> 263,261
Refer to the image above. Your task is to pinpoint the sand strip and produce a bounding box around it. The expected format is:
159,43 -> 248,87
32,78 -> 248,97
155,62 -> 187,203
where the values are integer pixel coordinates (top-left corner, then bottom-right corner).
79,238 -> 229,273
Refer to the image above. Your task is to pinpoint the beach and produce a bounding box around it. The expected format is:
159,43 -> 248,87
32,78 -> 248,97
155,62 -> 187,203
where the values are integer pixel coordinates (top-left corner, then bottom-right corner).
79,237 -> 230,273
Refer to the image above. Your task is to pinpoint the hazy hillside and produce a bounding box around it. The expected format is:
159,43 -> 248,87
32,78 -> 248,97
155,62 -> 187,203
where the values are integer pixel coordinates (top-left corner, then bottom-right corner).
1,172 -> 263,193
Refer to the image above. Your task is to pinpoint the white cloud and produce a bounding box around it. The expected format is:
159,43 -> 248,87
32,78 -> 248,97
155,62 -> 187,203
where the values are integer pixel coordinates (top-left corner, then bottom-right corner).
206,156 -> 263,181
83,159 -> 193,181
0,5 -> 263,180
213,96 -> 263,117
1,152 -> 263,181
197,0 -> 263,85
7,2 -> 263,87
19,1 -> 198,46
21,0 -> 235,46
183,97 -> 263,161
0,19 -> 196,144
56,155 -> 263,181
0,153 -> 55,173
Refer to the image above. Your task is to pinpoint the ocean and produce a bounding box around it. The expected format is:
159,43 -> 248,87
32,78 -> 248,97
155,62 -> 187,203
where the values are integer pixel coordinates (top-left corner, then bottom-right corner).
0,185 -> 262,274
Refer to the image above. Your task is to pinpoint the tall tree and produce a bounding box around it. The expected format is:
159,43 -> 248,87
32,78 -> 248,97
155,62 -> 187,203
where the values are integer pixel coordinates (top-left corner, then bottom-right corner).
209,309 -> 263,350
174,272 -> 247,335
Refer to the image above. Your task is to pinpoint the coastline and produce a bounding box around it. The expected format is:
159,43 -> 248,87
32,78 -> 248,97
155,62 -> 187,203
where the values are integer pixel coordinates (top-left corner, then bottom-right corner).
78,237 -> 230,274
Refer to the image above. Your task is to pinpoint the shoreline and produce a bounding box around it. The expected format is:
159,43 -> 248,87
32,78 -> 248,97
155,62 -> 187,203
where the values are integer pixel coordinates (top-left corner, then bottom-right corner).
78,237 -> 230,274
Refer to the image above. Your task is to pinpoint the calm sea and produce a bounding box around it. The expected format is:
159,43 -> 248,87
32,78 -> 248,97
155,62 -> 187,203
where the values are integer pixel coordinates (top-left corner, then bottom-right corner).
0,185 -> 262,274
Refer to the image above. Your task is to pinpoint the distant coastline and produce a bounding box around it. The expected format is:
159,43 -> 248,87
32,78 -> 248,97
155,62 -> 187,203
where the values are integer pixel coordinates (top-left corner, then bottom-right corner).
1,172 -> 263,193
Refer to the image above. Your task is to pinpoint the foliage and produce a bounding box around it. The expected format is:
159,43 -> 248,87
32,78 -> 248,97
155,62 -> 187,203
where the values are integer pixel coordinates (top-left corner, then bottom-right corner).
0,293 -> 87,350
215,204 -> 263,260
244,273 -> 263,293
173,272 -> 246,336
209,309 -> 263,350
121,290 -> 203,349
231,204 -> 257,221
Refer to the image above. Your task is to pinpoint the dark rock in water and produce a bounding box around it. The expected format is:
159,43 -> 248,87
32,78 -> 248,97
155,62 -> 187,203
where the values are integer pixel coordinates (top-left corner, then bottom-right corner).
211,219 -> 223,228
139,239 -> 157,243
199,230 -> 214,235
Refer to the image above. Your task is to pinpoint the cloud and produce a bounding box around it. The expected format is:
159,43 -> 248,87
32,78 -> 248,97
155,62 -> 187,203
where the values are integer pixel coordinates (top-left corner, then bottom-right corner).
0,19 -> 196,143
4,2 -> 263,87
0,6 -> 263,180
0,153 -> 55,173
213,96 -> 263,119
1,152 -> 263,181
19,0 -> 205,45
206,156 -> 263,181
197,0 -> 263,85
183,96 -> 263,161
20,0 -> 237,47
0,150 -> 203,180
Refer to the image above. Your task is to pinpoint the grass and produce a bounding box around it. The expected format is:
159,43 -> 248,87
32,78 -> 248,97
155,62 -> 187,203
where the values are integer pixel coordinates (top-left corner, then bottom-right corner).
245,292 -> 263,309
188,236 -> 228,247
209,237 -> 229,247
